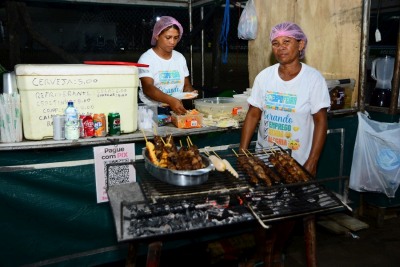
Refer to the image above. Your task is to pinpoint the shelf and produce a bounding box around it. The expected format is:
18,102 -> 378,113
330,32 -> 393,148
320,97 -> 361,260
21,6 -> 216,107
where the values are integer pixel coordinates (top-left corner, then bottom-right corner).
365,105 -> 400,114
0,125 -> 235,151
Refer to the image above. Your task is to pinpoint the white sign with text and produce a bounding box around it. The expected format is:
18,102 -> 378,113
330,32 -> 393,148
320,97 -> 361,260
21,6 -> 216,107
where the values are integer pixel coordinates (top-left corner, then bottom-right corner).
93,143 -> 136,203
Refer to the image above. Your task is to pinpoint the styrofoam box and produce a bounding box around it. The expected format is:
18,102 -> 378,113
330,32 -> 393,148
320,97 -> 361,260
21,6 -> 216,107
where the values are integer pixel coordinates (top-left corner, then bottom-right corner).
15,64 -> 138,140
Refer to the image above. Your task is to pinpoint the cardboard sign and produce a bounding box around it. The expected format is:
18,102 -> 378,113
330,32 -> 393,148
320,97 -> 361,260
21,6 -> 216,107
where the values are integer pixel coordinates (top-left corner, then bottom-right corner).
93,143 -> 136,203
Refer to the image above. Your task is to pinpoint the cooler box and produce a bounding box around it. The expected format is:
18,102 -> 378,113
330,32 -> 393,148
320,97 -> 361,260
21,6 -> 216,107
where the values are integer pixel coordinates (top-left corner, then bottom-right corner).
15,64 -> 138,140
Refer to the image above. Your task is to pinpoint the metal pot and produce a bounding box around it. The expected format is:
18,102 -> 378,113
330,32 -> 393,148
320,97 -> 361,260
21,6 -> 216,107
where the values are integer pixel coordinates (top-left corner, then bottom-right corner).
142,148 -> 213,186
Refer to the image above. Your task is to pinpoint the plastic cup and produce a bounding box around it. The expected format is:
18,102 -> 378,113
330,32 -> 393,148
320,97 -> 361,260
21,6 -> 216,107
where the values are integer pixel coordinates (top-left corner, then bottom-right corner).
138,103 -> 158,130
2,72 -> 18,94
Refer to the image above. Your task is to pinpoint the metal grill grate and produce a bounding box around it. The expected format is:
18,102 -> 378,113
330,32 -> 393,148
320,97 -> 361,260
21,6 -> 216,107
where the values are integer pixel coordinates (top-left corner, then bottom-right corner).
244,184 -> 344,227
139,168 -> 250,202
110,146 -> 347,241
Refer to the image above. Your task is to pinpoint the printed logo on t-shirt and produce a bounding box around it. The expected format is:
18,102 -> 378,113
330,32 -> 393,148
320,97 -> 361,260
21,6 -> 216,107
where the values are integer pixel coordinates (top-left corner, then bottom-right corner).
157,70 -> 182,94
264,91 -> 301,150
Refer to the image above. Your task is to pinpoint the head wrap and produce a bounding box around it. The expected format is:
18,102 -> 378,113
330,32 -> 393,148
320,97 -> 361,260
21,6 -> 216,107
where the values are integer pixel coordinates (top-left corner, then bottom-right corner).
151,16 -> 183,46
269,22 -> 308,59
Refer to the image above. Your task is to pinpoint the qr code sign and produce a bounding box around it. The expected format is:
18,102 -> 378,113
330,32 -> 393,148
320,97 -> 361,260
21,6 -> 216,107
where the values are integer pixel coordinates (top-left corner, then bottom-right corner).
93,143 -> 136,203
104,159 -> 131,187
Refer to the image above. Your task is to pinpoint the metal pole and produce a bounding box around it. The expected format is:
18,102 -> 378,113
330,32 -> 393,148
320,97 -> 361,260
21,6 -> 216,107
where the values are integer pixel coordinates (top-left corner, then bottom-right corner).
358,0 -> 371,112
201,6 -> 205,95
188,0 -> 194,85
389,18 -> 400,114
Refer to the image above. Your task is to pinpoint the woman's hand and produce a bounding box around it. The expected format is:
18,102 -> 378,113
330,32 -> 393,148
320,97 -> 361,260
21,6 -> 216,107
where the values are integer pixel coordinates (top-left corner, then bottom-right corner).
303,108 -> 328,177
169,98 -> 187,115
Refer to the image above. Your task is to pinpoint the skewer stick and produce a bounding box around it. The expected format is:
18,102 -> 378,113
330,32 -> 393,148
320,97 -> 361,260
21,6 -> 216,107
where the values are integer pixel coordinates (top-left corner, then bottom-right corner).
179,140 -> 183,148
186,136 -> 191,147
153,123 -> 158,136
160,136 -> 167,146
232,149 -> 239,157
212,150 -> 222,160
187,136 -> 193,146
167,134 -> 172,144
246,149 -> 254,156
141,129 -> 148,143
241,149 -> 249,157
262,149 -> 272,155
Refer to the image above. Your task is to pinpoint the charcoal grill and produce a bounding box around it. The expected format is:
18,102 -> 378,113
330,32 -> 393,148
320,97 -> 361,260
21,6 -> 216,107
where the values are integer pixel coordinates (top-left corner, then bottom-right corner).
108,145 -> 348,243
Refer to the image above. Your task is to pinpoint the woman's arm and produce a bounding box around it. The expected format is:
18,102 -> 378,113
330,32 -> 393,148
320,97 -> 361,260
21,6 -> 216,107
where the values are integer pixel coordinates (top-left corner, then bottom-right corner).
239,105 -> 262,151
140,77 -> 187,115
303,108 -> 328,176
182,77 -> 197,93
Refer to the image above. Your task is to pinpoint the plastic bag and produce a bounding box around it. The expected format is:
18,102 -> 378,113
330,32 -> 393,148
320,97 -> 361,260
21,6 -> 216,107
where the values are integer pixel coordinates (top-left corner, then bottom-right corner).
349,112 -> 400,198
237,0 -> 258,40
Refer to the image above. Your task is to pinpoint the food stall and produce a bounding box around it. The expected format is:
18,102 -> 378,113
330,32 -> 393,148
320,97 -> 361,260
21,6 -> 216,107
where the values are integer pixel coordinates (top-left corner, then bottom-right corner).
0,0 -> 399,266
0,62 -> 358,266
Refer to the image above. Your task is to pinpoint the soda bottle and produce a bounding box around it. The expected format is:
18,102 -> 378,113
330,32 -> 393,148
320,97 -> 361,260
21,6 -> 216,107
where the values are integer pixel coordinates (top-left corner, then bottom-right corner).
64,101 -> 80,140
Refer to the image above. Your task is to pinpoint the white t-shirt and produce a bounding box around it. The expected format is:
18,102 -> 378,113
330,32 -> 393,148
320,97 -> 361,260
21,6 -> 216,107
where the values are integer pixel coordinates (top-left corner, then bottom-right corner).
137,48 -> 190,105
248,63 -> 330,164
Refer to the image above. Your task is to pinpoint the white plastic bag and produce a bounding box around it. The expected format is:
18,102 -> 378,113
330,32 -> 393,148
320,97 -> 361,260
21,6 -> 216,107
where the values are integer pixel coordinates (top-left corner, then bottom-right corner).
237,0 -> 258,40
349,112 -> 400,198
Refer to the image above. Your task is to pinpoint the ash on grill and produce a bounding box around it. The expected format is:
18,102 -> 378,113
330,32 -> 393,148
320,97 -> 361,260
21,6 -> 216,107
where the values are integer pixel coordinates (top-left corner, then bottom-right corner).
244,183 -> 344,223
124,194 -> 253,239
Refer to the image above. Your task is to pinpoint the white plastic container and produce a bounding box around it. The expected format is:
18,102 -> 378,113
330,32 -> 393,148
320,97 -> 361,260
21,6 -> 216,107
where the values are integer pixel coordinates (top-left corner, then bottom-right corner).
194,97 -> 248,121
15,64 -> 138,140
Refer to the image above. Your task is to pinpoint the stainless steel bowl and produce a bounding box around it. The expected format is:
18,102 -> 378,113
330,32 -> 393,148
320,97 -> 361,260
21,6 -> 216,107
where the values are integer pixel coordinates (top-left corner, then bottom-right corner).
142,148 -> 213,186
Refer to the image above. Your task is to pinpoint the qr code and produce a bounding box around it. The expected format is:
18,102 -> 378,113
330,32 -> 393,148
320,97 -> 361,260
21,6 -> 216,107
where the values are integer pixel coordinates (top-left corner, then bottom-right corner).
104,158 -> 131,187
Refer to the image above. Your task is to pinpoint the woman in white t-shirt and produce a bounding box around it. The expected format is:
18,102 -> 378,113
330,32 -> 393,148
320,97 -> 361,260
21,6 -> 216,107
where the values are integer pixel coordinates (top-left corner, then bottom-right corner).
138,16 -> 197,115
240,22 -> 330,176
239,22 -> 330,267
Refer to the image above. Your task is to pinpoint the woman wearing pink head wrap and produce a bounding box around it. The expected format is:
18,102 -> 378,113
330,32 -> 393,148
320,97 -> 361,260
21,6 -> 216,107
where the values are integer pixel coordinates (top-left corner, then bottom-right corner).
138,16 -> 197,115
239,22 -> 330,266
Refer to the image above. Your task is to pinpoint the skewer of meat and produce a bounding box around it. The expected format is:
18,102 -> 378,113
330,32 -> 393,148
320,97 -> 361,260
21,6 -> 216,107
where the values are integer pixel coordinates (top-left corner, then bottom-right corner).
237,155 -> 260,186
272,143 -> 311,181
271,151 -> 308,182
237,150 -> 272,187
267,152 -> 297,184
278,152 -> 310,181
143,130 -> 160,166
244,152 -> 272,187
250,153 -> 281,183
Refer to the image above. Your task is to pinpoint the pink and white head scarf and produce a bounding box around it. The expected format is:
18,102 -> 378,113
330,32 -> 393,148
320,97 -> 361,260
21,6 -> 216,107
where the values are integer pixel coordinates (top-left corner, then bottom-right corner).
151,16 -> 183,46
270,22 -> 308,59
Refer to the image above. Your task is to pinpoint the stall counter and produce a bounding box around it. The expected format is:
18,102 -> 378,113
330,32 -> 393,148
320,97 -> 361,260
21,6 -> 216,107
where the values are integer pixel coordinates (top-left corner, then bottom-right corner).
0,125 -> 245,267
0,113 -> 360,266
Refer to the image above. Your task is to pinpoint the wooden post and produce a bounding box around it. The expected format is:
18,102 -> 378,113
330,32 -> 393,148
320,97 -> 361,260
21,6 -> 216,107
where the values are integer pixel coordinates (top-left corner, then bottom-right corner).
146,241 -> 163,267
303,215 -> 317,267
125,243 -> 138,267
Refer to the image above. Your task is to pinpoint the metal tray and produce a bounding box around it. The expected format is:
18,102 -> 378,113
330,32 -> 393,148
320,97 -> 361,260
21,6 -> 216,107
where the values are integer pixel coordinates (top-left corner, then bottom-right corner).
142,148 -> 213,186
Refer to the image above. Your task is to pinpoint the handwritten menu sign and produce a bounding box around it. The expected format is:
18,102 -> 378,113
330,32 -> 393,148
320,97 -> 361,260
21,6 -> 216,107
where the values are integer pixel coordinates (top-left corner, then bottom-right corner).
34,88 -> 129,123
18,74 -> 136,140
93,143 -> 136,203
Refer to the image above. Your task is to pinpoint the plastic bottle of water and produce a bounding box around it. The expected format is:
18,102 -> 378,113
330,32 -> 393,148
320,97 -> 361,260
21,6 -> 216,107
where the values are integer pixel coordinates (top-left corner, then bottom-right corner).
64,101 -> 80,140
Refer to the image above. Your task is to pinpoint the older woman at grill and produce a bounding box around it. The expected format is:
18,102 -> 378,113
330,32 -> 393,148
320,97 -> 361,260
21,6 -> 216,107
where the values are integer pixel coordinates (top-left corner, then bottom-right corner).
239,22 -> 330,267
